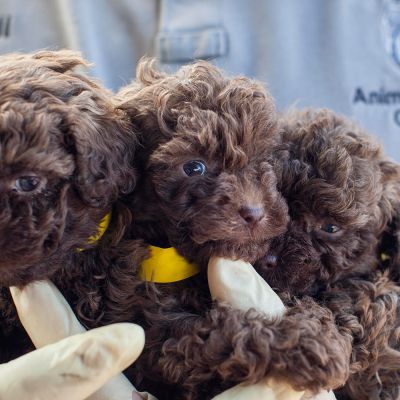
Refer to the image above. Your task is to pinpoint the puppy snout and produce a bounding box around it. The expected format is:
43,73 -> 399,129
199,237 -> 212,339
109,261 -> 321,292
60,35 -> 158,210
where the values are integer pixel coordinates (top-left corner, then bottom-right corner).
239,205 -> 264,225
264,253 -> 278,269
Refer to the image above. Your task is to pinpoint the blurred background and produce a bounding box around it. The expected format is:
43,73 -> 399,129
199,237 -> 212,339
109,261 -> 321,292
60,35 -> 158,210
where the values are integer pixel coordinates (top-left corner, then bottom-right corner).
0,0 -> 399,161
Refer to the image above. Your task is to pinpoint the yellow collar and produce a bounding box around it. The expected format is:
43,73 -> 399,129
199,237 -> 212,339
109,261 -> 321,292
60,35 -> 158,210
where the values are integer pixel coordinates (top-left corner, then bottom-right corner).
77,212 -> 111,251
138,245 -> 200,283
79,214 -> 200,283
86,212 -> 112,244
380,252 -> 391,262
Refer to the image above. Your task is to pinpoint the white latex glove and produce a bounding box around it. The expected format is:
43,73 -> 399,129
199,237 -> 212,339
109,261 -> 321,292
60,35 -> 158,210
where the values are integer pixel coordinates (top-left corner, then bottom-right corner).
208,257 -> 337,400
9,279 -> 267,400
7,281 -> 155,400
4,263 -> 336,400
0,321 -> 144,400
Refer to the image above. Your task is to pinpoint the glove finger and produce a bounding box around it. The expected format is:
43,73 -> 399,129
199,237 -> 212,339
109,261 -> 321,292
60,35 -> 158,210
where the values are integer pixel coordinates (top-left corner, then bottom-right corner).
10,280 -> 85,348
208,257 -> 285,318
301,391 -> 337,400
0,323 -> 144,400
11,283 -> 146,400
87,374 -> 138,400
210,378 -> 304,400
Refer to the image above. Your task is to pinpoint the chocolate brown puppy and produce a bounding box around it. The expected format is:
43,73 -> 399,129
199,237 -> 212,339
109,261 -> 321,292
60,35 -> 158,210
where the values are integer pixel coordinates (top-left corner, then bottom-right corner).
257,108 -> 397,294
255,109 -> 400,400
119,59 -> 288,265
0,50 -> 136,362
112,64 -> 349,400
0,50 -> 135,286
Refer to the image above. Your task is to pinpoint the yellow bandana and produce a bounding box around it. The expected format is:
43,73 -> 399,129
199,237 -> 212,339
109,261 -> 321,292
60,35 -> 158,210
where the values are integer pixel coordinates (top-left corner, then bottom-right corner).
138,245 -> 200,283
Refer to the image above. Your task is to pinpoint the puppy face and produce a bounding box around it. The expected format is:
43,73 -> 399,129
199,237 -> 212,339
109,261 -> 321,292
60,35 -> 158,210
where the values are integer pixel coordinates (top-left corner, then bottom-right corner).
118,60 -> 288,265
256,109 -> 398,295
0,51 -> 136,286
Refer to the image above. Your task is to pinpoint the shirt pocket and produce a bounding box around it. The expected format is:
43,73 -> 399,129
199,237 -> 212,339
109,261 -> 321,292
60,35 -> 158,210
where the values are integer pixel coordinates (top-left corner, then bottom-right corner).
155,0 -> 226,64
156,26 -> 228,63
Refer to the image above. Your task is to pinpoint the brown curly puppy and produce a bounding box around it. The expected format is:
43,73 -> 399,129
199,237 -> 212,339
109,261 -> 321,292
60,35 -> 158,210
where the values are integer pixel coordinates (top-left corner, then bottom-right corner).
0,50 -> 136,362
256,109 -> 398,295
118,59 -> 288,265
253,109 -> 400,399
112,65 -> 351,400
0,50 -> 135,286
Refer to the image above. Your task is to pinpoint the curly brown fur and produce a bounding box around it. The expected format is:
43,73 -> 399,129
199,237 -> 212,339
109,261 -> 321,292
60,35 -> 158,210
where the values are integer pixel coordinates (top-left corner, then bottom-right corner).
378,159 -> 400,281
155,298 -> 351,399
323,272 -> 400,400
256,109 -> 400,295
354,159 -> 400,399
252,109 -> 400,399
108,65 -> 355,399
116,278 -> 351,400
0,50 -> 137,361
117,58 -> 288,266
0,50 -> 136,286
0,58 -> 292,400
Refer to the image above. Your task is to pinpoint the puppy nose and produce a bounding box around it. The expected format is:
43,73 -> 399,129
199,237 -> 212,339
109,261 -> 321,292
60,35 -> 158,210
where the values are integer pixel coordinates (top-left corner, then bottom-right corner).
239,205 -> 264,225
264,254 -> 278,269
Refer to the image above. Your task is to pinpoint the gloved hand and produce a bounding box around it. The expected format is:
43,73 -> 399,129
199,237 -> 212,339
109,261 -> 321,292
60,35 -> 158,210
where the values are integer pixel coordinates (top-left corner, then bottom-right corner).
6,281 -> 154,400
7,278 -> 274,400
208,257 -> 337,400
3,259 -> 336,400
0,319 -> 145,399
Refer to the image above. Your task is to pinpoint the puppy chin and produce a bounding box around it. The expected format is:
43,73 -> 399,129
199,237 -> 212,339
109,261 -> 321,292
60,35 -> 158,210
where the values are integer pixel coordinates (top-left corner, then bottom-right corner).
0,261 -> 41,287
191,237 -> 274,267
0,232 -> 63,286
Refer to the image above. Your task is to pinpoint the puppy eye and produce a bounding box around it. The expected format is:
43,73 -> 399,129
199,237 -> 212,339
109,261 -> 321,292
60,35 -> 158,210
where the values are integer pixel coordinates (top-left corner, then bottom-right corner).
320,223 -> 341,234
183,160 -> 206,176
15,176 -> 41,192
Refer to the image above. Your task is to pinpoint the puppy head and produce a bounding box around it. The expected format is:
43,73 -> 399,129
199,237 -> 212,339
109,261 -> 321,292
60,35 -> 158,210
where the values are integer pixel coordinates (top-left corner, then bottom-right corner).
118,59 -> 288,265
0,50 -> 136,285
256,109 -> 396,295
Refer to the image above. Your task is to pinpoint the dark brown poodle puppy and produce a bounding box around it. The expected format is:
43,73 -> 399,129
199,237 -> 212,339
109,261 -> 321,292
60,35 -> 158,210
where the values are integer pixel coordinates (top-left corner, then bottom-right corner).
256,108 -> 399,295
0,50 -> 136,362
252,109 -> 400,399
118,59 -> 288,265
112,65 -> 351,399
0,50 -> 135,286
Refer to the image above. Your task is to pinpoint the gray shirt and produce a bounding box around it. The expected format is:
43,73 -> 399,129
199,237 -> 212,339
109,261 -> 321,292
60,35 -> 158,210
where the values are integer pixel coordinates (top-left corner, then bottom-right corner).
0,0 -> 398,160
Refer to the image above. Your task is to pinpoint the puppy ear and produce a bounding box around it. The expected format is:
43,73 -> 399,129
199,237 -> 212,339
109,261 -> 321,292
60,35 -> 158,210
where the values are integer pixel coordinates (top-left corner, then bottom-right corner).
30,50 -> 137,208
378,160 -> 400,276
43,58 -> 136,208
43,56 -> 137,208
64,105 -> 136,208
